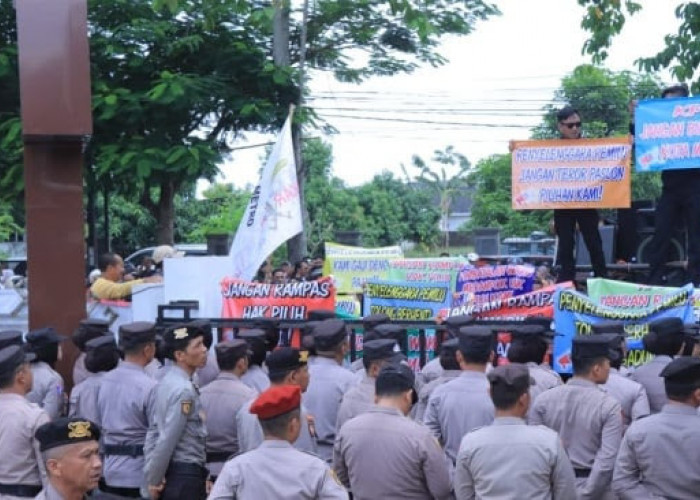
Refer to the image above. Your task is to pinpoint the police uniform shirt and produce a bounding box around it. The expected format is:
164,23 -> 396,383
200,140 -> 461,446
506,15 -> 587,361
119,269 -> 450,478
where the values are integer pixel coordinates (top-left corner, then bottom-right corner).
196,352 -> 220,388
209,440 -> 347,500
143,364 -> 207,489
333,405 -> 451,500
423,371 -> 494,463
412,369 -> 461,422
67,372 -> 104,424
602,368 -> 650,428
236,397 -> 316,455
26,362 -> 64,420
0,393 -> 49,494
349,358 -> 364,373
418,357 -> 443,387
304,358 -> 358,461
335,375 -> 376,433
612,404 -> 700,499
629,355 -> 672,413
527,361 -> 562,402
530,378 -> 623,500
97,360 -> 158,489
200,372 -> 256,476
71,352 -> 90,387
143,358 -> 163,379
454,416 -> 577,500
240,365 -> 270,394
33,483 -> 68,500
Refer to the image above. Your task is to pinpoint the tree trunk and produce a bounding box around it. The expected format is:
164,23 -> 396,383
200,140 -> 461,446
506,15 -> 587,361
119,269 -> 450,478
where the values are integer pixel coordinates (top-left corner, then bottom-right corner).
155,179 -> 176,245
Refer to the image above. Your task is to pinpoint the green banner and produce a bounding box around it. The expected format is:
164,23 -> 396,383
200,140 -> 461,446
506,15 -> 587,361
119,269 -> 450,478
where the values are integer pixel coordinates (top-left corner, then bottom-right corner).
387,257 -> 466,290
323,242 -> 403,294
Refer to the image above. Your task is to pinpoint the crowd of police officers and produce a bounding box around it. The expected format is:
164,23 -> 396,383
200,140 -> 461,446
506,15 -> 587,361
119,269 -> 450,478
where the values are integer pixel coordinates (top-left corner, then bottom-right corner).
1,310 -> 700,500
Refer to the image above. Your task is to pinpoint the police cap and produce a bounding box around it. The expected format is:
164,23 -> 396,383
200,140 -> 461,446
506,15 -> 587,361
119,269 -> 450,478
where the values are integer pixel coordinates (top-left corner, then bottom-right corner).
458,326 -> 493,357
0,345 -> 34,378
118,322 -> 157,351
84,336 -> 120,374
266,347 -> 309,378
312,319 -> 347,351
72,319 -> 110,351
0,330 -> 24,350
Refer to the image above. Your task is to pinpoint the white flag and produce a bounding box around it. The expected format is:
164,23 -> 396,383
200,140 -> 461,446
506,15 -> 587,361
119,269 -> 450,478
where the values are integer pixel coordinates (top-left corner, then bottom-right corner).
229,112 -> 303,280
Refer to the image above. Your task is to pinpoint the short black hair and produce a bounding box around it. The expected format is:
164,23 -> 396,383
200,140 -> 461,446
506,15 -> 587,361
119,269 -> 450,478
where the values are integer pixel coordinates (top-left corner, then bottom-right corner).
216,350 -> 246,372
556,105 -> 580,122
31,343 -> 59,368
98,253 -> 120,272
662,83 -> 689,98
459,347 -> 491,365
665,379 -> 700,401
507,339 -> 547,364
643,333 -> 684,357
0,363 -> 24,389
572,355 -> 607,376
439,348 -> 459,371
259,408 -> 300,439
489,379 -> 528,410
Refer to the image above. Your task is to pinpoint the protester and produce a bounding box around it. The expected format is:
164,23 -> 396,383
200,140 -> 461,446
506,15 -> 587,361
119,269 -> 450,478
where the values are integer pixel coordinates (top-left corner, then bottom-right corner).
90,253 -> 161,300
25,327 -> 67,420
151,245 -> 184,276
454,363 -> 576,500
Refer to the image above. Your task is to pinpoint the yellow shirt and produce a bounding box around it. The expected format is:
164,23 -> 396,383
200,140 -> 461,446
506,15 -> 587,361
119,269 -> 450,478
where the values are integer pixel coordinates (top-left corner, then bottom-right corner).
90,277 -> 145,300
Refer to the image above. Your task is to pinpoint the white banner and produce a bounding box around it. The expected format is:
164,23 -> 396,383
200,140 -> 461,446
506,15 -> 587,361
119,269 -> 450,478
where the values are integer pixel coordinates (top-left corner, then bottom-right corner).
229,111 -> 302,280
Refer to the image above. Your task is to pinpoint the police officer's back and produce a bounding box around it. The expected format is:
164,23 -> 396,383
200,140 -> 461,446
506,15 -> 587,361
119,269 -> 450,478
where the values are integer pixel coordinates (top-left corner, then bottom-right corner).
68,336 -> 119,424
413,338 -> 461,421
419,315 -> 471,387
70,319 -> 110,387
349,314 -> 391,373
237,329 -> 271,394
25,328 -> 67,420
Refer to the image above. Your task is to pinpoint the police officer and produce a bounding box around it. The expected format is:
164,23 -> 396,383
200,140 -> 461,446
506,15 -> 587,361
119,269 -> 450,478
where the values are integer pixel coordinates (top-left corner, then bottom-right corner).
413,338 -> 460,421
419,314 -> 472,386
71,319 -> 111,387
423,326 -> 495,463
349,314 -> 391,373
336,339 -> 403,432
0,330 -> 24,350
530,335 -> 623,500
237,329 -> 271,393
97,322 -> 158,498
334,364 -> 450,500
631,317 -> 686,413
143,324 -> 208,500
188,320 -> 220,388
201,340 -> 256,479
25,328 -> 67,420
612,356 -> 700,498
209,385 -> 347,500
454,364 -> 576,500
34,417 -> 102,500
0,345 -> 49,498
236,347 -> 315,454
68,336 -> 120,423
304,319 -> 357,462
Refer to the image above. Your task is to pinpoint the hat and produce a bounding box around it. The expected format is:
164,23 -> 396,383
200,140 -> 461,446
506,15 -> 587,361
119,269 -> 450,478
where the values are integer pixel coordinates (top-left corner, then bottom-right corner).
508,325 -> 547,340
650,317 -> 684,337
362,313 -> 391,331
152,245 -> 184,264
572,334 -> 620,361
440,337 -> 459,354
313,319 -> 347,351
266,347 -> 309,377
365,324 -> 404,343
444,315 -> 472,335
118,321 -> 157,350
660,356 -> 700,385
84,336 -> 120,374
307,309 -> 336,321
26,327 -> 66,349
162,323 -> 205,356
591,321 -> 626,335
362,339 -> 402,363
251,318 -> 280,347
35,417 -> 101,452
487,363 -> 534,390
237,328 -> 268,347
250,385 -> 302,420
458,326 -> 493,356
0,345 -> 35,377
0,330 -> 24,350
215,340 -> 250,367
524,316 -> 554,335
375,363 -> 417,401
72,319 -> 110,351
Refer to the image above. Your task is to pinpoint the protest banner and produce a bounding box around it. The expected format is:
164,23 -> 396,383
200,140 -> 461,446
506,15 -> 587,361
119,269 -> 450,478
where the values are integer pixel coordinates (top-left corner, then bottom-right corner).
587,278 -> 700,322
552,284 -> 694,374
387,257 -> 466,289
511,137 -> 632,210
220,276 -> 336,319
323,242 -> 403,294
454,264 -> 536,307
634,95 -> 700,172
363,280 -> 451,321
335,294 -> 362,317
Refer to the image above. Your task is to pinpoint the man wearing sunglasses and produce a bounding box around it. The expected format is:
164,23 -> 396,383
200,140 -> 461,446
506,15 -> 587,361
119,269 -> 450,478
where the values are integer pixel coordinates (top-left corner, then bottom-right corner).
553,106 -> 608,283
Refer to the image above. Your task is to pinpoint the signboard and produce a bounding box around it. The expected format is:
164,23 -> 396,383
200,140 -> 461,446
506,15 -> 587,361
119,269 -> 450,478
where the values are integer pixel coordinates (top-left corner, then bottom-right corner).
635,95 -> 700,172
552,284 -> 694,374
363,280 -> 451,321
336,294 -> 362,317
323,242 -> 402,294
511,137 -> 632,209
387,257 -> 466,289
454,264 -> 535,307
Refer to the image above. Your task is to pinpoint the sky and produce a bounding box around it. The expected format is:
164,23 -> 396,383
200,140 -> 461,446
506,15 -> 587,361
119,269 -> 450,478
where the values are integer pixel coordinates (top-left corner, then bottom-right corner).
209,0 -> 678,191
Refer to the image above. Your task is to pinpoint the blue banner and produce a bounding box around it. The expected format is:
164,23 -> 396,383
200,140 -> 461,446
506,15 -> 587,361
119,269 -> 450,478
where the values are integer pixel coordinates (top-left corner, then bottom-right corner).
552,284 -> 694,374
635,95 -> 700,172
454,264 -> 535,307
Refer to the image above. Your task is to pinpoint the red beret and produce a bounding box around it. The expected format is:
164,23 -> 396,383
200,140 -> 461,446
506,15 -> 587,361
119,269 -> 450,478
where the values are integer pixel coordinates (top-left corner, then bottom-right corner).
250,385 -> 301,420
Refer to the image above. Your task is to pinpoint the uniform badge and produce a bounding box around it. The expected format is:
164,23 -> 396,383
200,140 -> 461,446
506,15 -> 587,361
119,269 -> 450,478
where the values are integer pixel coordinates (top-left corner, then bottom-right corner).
181,400 -> 193,415
173,328 -> 189,340
299,350 -> 309,363
67,421 -> 92,439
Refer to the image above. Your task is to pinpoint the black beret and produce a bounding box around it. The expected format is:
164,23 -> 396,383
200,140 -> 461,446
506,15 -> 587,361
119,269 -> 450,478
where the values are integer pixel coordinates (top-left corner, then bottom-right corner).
266,347 -> 309,377
375,363 -> 415,395
458,326 -> 493,356
660,356 -> 700,383
0,330 -> 24,350
215,339 -> 250,367
313,319 -> 347,351
307,309 -> 336,321
363,339 -> 402,363
487,363 -> 534,390
35,417 -> 101,452
118,322 -> 157,350
26,327 -> 66,349
84,336 -> 120,374
0,345 -> 34,377
572,334 -> 620,361
365,324 -> 405,343
591,321 -> 626,335
72,319 -> 110,351
650,317 -> 684,337
362,313 -> 391,331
